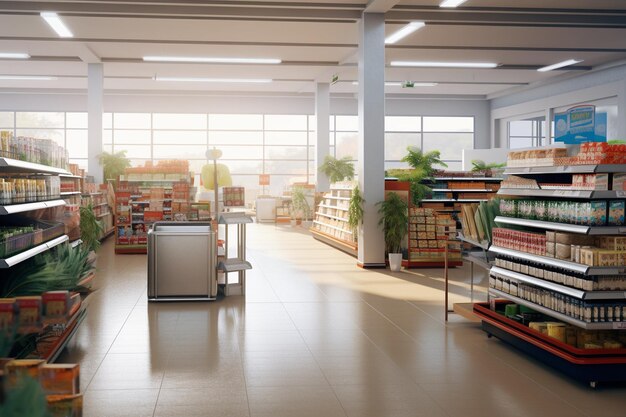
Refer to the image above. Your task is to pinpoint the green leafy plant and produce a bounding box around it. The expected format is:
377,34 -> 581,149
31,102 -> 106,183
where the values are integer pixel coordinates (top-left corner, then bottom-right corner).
291,186 -> 311,220
318,156 -> 355,183
348,185 -> 364,236
608,139 -> 626,144
0,244 -> 95,298
80,204 -> 103,252
377,192 -> 408,254
401,147 -> 448,178
0,375 -> 48,417
99,150 -> 131,181
471,159 -> 506,172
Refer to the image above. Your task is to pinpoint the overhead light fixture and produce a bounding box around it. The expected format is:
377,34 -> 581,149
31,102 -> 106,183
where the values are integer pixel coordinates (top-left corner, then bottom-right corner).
537,59 -> 583,72
385,21 -> 426,44
440,0 -> 468,7
351,81 -> 437,87
0,75 -> 58,80
390,61 -> 498,68
154,76 -> 272,83
40,12 -> 73,38
403,82 -> 439,87
0,53 -> 30,59
144,56 -> 281,64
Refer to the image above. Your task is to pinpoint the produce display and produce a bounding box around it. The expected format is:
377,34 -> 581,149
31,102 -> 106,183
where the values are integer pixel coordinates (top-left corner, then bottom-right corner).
0,131 -> 69,169
0,177 -> 61,205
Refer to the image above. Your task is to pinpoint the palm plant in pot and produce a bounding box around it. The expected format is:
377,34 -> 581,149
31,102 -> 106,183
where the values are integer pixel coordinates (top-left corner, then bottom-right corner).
348,185 -> 364,237
318,155 -> 355,183
377,191 -> 408,272
290,186 -> 311,226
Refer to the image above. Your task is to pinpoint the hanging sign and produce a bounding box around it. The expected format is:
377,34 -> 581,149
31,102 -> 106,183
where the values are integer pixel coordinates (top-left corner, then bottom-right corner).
259,174 -> 270,186
554,105 -> 607,144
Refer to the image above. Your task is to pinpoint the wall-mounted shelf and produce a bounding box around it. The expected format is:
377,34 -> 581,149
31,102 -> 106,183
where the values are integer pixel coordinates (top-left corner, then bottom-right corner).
490,266 -> 626,301
494,216 -> 626,235
498,188 -> 623,199
489,245 -> 625,275
504,165 -> 626,175
0,157 -> 71,175
0,235 -> 68,268
60,191 -> 81,196
0,200 -> 65,215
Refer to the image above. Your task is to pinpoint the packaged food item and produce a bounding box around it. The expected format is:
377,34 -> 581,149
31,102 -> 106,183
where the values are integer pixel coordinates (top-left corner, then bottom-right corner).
39,364 -> 80,395
42,291 -> 71,323
4,359 -> 45,391
0,298 -> 16,330
555,243 -> 571,260
608,200 -> 625,226
612,173 -> 626,191
15,296 -> 42,334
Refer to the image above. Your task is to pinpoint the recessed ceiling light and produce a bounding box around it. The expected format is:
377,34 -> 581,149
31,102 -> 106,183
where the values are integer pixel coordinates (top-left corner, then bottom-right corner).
0,75 -> 58,80
154,76 -> 272,83
385,21 -> 426,45
0,53 -> 30,59
390,61 -> 498,68
440,0 -> 468,8
537,59 -> 583,72
40,12 -> 73,38
144,56 -> 281,64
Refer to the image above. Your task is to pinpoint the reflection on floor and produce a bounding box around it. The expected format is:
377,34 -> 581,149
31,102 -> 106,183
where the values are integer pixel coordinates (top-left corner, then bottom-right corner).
60,223 -> 626,417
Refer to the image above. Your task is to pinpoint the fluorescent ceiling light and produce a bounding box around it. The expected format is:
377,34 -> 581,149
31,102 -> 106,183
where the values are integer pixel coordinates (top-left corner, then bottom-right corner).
155,76 -> 272,83
385,21 -> 425,44
0,53 -> 30,59
351,81 -> 437,87
537,59 -> 583,72
390,61 -> 498,68
440,0 -> 468,7
40,12 -> 73,38
0,75 -> 57,80
144,56 -> 281,64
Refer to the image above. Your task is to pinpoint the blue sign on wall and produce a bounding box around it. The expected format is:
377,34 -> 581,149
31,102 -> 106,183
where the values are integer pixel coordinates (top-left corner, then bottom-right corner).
554,105 -> 607,144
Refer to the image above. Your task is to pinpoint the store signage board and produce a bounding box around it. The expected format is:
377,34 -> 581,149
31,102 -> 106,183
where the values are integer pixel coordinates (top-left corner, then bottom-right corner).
554,105 -> 607,144
259,174 -> 270,186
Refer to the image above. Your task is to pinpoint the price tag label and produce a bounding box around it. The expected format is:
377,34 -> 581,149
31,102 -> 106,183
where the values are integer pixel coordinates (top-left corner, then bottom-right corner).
613,322 -> 626,330
618,228 -> 626,234
556,166 -> 566,172
616,191 -> 626,197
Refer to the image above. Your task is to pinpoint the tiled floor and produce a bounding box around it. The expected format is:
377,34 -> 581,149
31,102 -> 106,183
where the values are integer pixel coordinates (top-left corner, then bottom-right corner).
60,223 -> 626,417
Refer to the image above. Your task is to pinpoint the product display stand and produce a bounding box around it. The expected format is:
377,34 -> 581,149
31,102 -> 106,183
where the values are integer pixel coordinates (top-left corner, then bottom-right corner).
311,182 -> 357,257
458,233 -> 492,302
476,160 -> 626,387
217,212 -> 253,296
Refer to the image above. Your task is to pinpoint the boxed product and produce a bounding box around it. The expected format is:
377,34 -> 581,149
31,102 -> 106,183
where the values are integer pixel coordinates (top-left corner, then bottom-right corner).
608,200 -> 625,226
545,242 -> 556,257
15,296 -> 42,334
42,291 -> 71,323
572,174 -> 609,190
612,173 -> 626,191
0,298 -> 16,330
39,364 -> 80,395
597,236 -> 626,251
545,231 -> 556,242
47,394 -> 83,417
555,243 -> 572,260
4,359 -> 46,390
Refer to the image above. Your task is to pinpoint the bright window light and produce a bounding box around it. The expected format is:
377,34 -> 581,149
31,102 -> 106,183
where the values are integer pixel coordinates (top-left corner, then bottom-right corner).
0,53 -> 30,59
154,76 -> 272,83
440,0 -> 468,7
385,21 -> 426,44
537,59 -> 583,72
390,61 -> 498,68
40,12 -> 74,38
0,75 -> 58,80
144,56 -> 281,64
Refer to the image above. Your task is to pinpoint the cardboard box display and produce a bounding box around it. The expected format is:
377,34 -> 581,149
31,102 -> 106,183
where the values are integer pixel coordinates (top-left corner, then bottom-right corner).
612,173 -> 626,191
15,296 -> 42,334
40,364 -> 80,395
0,298 -> 16,330
555,243 -> 572,260
546,231 -> 556,242
4,359 -> 46,390
42,291 -> 70,323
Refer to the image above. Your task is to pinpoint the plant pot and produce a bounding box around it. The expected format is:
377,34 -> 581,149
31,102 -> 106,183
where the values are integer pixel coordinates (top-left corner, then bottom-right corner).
388,253 -> 403,272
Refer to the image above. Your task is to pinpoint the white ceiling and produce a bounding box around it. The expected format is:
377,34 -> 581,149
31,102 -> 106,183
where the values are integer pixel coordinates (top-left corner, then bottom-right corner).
0,0 -> 624,98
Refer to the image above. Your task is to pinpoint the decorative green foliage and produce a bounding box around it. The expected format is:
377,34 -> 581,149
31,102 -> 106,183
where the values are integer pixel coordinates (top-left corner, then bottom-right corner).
348,185 -> 364,235
99,150 -> 131,181
318,156 -> 355,183
291,186 -> 311,220
0,375 -> 49,417
377,192 -> 409,254
401,147 -> 448,178
471,159 -> 506,172
80,204 -> 103,252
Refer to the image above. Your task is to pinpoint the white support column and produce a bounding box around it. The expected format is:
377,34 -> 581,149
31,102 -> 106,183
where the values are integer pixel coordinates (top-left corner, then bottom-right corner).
618,79 -> 626,139
315,82 -> 330,192
357,12 -> 386,268
545,108 -> 554,144
88,63 -> 104,183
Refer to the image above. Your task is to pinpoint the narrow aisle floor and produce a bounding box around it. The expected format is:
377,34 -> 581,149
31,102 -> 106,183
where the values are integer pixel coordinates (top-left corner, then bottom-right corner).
60,223 -> 626,417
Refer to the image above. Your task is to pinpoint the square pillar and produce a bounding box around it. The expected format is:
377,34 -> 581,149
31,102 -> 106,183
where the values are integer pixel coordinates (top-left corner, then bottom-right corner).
88,63 -> 104,183
315,82 -> 330,192
357,12 -> 386,267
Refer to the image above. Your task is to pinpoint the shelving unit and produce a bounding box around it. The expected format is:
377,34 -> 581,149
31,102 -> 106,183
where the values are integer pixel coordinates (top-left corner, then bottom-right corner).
217,212 -> 253,296
480,159 -> 626,386
310,181 -> 357,257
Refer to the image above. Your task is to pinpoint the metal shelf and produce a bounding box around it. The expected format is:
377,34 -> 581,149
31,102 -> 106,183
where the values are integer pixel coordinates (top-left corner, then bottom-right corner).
498,188 -> 623,199
488,289 -> 620,330
97,212 -> 111,218
0,235 -> 69,268
432,189 -> 492,192
316,212 -> 348,222
491,266 -> 626,301
0,157 -> 72,175
325,196 -> 350,201
489,245 -> 625,275
463,254 -> 492,270
421,198 -> 489,203
0,199 -> 66,215
60,191 -> 81,196
59,173 -> 83,179
504,165 -> 626,175
494,216 -> 626,235
218,258 -> 252,273
120,178 -> 189,182
218,212 -> 253,224
425,177 -> 503,181
70,239 -> 82,248
457,233 -> 490,250
318,203 -> 348,212
313,220 -> 352,234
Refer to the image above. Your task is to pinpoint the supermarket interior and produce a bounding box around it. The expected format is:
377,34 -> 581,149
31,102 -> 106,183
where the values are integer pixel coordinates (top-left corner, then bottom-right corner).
1,1 -> 626,416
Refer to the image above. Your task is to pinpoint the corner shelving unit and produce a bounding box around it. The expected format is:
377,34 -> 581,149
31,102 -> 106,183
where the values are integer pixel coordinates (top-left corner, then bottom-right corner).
475,162 -> 626,387
310,182 -> 357,257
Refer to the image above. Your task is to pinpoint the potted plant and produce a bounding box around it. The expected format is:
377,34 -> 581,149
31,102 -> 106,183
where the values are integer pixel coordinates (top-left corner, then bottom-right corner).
290,186 -> 311,226
99,150 -> 131,183
471,159 -> 506,177
377,191 -> 408,272
80,204 -> 104,253
348,185 -> 364,237
388,147 -> 448,206
318,156 -> 355,183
